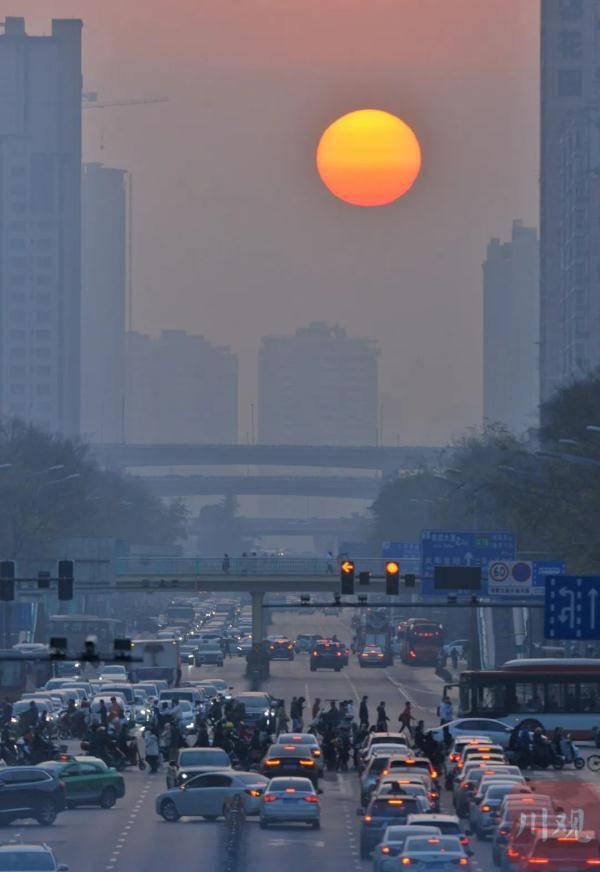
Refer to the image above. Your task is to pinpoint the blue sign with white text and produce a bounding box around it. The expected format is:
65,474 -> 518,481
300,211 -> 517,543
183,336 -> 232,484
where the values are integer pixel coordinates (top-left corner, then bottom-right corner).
420,530 -> 516,595
545,576 -> 600,640
381,541 -> 420,561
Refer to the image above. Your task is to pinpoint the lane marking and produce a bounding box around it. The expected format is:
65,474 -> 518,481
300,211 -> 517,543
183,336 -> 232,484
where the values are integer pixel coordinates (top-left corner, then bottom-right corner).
344,671 -> 361,704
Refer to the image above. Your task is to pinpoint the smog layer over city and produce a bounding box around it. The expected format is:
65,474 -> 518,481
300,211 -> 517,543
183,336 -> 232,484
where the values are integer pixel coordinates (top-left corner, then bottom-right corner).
0,3 -> 599,872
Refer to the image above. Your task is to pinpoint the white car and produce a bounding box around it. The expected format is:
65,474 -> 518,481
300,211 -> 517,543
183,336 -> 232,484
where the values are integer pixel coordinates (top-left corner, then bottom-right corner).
260,777 -> 320,829
98,665 -> 128,682
156,770 -> 268,821
427,718 -> 513,748
0,844 -> 68,871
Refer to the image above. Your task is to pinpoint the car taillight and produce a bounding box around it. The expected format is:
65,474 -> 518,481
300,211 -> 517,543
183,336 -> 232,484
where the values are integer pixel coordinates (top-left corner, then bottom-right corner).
299,759 -> 314,767
506,849 -> 520,859
288,645 -> 292,650
454,860 -> 468,867
382,769 -> 389,776
312,749 -> 321,757
312,651 -> 318,656
364,815 -> 372,823
303,795 -> 320,803
401,860 -> 413,866
527,860 -> 549,866
409,650 -> 416,659
460,837 -> 469,846
380,846 -> 391,855
336,652 -> 342,657
265,759 -> 280,767
481,804 -> 491,812
263,794 -> 277,803
245,789 -> 262,797
450,753 -> 459,761
430,769 -> 438,778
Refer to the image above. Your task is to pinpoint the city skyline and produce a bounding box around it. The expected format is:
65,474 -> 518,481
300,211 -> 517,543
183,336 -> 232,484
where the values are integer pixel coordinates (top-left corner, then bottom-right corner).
12,1 -> 540,446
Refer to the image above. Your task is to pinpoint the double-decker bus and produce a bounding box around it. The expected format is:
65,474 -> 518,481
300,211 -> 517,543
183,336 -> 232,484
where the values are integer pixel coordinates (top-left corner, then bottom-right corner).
398,618 -> 443,665
458,658 -> 600,739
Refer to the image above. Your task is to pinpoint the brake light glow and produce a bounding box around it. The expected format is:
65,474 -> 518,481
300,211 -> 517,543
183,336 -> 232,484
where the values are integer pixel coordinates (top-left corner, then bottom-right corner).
401,860 -> 412,866
387,799 -> 404,805
283,746 -> 296,750
284,788 -> 296,793
506,850 -> 520,859
482,804 -> 491,812
312,749 -> 321,757
457,860 -> 468,867
245,789 -> 261,797
303,795 -> 320,803
265,759 -> 280,767
263,794 -> 277,803
527,860 -> 549,866
299,759 -> 314,767
380,846 -> 391,855
409,650 -> 416,659
364,815 -> 372,822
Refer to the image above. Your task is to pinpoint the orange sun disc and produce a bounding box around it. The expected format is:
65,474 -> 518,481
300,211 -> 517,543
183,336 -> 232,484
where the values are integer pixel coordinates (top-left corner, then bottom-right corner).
316,109 -> 422,207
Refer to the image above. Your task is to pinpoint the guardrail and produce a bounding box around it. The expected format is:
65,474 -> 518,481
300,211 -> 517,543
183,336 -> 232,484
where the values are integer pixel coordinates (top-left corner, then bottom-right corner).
115,556 -> 420,578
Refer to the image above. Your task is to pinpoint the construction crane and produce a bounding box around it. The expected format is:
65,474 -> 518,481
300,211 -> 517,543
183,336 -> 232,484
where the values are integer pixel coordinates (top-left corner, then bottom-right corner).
82,91 -> 169,109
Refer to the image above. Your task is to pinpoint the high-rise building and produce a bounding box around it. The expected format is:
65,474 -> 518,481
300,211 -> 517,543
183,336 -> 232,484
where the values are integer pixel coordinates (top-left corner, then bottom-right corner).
540,0 -> 600,402
81,163 -> 127,443
258,323 -> 379,446
125,330 -> 238,443
483,221 -> 539,435
0,17 -> 82,434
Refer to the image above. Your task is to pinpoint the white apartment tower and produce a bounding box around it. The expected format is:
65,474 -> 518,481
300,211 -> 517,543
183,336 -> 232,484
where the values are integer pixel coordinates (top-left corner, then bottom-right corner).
0,17 -> 82,434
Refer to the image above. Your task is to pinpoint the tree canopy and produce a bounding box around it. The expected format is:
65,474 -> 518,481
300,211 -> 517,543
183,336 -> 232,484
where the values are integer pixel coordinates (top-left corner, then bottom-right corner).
0,418 -> 187,557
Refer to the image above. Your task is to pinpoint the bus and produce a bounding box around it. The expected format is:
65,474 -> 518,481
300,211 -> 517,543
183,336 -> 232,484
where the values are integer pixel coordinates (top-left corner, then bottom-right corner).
46,615 -> 126,657
398,618 -> 443,665
458,659 -> 600,739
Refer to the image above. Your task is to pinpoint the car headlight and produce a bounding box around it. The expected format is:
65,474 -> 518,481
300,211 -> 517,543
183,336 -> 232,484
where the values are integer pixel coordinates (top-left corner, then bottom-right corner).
10,717 -> 17,724
180,772 -> 188,779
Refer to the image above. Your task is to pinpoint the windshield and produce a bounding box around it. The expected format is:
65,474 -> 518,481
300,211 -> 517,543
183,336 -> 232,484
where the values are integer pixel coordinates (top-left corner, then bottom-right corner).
0,854 -> 55,871
179,749 -> 229,766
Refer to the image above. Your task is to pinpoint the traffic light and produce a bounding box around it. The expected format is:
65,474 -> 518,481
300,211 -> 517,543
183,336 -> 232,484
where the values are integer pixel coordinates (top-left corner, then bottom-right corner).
37,571 -> 51,590
385,561 -> 400,595
405,573 -> 416,589
359,571 -> 371,586
58,559 -> 74,601
0,561 -> 15,602
340,560 -> 355,595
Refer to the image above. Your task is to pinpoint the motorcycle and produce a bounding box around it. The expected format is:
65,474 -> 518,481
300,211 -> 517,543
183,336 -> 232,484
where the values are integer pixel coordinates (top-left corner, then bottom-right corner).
559,737 -> 585,770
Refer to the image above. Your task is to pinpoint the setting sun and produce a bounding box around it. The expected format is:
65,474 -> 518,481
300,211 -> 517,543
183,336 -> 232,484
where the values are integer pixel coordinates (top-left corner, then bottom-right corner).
316,109 -> 422,207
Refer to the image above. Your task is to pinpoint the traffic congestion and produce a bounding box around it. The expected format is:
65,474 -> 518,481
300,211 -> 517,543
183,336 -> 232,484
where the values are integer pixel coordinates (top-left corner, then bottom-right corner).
0,598 -> 598,871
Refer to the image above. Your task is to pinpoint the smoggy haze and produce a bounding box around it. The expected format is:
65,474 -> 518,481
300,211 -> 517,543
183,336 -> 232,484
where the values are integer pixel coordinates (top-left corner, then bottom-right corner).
13,0 -> 540,444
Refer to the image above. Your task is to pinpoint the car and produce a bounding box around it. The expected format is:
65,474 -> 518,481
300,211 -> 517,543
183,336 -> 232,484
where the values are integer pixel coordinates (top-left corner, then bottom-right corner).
360,732 -> 410,759
510,831 -> 600,872
156,770 -> 269,821
469,780 -> 532,840
360,754 -> 420,805
372,824 -> 442,872
310,640 -> 346,671
444,736 -> 496,786
454,765 -> 522,817
359,795 -> 426,858
259,776 -> 320,829
194,678 -> 231,696
180,644 -> 198,665
406,813 -> 472,854
491,796 -> 555,867
134,681 -> 160,700
267,638 -> 295,660
11,700 -> 56,729
374,779 -> 431,811
276,733 -> 323,774
358,645 -> 387,667
376,775 -> 440,812
262,744 -> 319,787
0,844 -> 68,871
233,693 -> 278,729
0,767 -> 66,826
98,665 -> 129,682
38,756 -> 125,809
398,834 -> 471,870
194,646 -> 224,667
159,688 -> 204,710
427,718 -> 513,748
175,747 -> 232,784
295,634 -> 319,653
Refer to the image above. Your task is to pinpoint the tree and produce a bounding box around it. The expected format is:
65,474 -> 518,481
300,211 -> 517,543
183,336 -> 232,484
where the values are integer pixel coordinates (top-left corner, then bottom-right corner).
0,418 -> 187,557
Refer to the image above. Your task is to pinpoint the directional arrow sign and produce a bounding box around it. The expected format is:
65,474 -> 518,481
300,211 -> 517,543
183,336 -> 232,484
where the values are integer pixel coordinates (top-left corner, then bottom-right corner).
545,576 -> 600,640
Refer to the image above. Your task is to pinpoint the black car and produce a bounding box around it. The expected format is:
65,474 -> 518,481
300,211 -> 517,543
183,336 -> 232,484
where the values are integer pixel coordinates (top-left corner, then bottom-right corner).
267,638 -> 295,661
358,795 -> 425,858
0,766 -> 67,825
261,744 -> 319,787
310,640 -> 345,672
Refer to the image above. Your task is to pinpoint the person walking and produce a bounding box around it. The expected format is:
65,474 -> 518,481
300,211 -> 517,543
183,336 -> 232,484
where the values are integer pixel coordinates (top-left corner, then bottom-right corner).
398,702 -> 415,738
438,696 -> 453,725
376,701 -> 389,732
359,696 -> 369,729
144,730 -> 160,774
312,698 -> 322,722
450,647 -> 459,670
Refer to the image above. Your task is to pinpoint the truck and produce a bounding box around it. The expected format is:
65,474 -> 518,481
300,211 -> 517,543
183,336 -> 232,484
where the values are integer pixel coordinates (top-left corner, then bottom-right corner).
129,638 -> 181,686
354,609 -> 394,666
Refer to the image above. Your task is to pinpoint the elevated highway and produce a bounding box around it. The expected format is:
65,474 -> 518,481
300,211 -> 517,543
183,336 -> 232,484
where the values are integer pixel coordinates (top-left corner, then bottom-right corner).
145,473 -> 382,499
92,442 -> 443,472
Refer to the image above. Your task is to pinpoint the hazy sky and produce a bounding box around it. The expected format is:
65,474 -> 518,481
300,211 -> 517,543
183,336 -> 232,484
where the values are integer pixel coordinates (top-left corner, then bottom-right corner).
16,0 -> 540,445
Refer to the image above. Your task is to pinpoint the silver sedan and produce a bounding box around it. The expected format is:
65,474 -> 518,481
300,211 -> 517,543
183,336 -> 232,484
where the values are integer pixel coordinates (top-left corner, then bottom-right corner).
156,770 -> 269,821
259,777 -> 320,829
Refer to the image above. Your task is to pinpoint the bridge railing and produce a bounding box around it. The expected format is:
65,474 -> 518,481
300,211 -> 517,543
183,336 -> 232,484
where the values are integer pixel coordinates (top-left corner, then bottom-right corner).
114,556 -> 419,578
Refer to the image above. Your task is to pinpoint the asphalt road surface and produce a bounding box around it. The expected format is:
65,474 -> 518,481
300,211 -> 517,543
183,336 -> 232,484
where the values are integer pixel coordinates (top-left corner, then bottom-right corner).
11,610 -> 599,872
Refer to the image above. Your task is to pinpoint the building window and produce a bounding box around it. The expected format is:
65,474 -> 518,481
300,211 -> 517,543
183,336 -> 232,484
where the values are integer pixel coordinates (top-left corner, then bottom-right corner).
558,69 -> 583,97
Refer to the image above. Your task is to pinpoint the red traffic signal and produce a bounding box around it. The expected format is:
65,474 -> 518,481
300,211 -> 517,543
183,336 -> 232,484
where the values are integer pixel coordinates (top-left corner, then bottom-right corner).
385,560 -> 400,595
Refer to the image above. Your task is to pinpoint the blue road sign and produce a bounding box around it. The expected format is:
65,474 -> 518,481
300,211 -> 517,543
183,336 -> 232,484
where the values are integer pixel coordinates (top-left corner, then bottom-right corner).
381,541 -> 420,561
545,576 -> 600,640
420,530 -> 516,595
533,561 -> 567,586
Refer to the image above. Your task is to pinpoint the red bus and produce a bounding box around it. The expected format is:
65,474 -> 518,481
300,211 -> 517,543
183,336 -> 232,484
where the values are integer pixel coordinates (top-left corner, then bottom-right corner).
398,618 -> 443,666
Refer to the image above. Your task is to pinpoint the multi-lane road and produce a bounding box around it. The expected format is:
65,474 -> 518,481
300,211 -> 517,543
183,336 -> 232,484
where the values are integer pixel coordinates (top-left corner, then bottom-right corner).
12,610 -> 599,872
